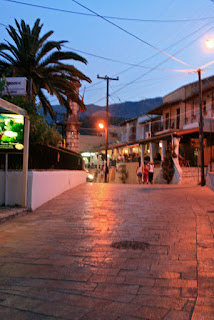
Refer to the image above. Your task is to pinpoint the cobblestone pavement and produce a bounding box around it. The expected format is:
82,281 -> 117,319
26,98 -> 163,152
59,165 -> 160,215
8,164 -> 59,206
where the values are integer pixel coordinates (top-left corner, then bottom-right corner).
0,184 -> 213,320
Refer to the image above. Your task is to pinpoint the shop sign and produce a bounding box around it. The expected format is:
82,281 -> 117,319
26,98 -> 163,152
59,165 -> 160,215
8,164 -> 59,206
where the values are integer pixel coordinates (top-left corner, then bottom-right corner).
0,114 -> 24,152
1,77 -> 27,96
191,138 -> 206,148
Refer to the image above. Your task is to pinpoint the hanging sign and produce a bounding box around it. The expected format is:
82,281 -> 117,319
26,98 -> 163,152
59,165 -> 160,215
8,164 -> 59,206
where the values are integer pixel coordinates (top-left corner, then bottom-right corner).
191,138 -> 207,148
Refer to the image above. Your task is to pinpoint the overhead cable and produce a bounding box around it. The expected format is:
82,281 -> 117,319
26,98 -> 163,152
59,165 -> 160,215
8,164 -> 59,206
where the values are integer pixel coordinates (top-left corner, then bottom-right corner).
71,0 -> 192,68
3,0 -> 214,23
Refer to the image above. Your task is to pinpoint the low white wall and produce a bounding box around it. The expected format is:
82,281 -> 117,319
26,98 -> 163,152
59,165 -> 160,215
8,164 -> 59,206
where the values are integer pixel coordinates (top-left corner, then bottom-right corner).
205,163 -> 214,191
206,172 -> 214,191
0,170 -> 86,210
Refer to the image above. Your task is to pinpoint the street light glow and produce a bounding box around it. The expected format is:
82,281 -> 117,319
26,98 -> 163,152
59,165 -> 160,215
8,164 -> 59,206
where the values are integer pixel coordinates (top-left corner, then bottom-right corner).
205,39 -> 214,49
98,123 -> 104,129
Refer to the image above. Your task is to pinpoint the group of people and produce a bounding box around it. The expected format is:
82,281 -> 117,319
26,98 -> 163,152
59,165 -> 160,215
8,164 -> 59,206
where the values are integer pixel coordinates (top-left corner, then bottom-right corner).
136,161 -> 154,184
117,153 -> 140,163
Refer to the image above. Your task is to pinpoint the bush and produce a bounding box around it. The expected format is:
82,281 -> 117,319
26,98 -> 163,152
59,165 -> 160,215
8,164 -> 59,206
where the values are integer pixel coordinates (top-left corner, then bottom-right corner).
162,143 -> 177,184
119,164 -> 128,183
162,151 -> 174,184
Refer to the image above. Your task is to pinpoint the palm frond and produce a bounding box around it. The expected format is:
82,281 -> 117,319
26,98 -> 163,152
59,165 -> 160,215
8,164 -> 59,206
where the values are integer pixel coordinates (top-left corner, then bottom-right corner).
36,41 -> 65,63
40,51 -> 87,67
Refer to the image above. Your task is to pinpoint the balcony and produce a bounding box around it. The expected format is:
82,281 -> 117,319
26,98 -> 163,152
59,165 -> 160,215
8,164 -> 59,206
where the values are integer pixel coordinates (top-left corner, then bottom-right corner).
183,121 -> 198,130
153,126 -> 173,136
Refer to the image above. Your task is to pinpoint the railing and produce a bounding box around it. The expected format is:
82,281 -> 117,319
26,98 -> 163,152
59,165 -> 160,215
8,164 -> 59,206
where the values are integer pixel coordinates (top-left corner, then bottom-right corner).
0,144 -> 83,170
128,134 -> 136,141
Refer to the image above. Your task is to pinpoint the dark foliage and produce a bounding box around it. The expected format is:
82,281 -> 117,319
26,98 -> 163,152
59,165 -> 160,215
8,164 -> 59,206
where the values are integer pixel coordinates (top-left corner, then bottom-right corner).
162,143 -> 177,184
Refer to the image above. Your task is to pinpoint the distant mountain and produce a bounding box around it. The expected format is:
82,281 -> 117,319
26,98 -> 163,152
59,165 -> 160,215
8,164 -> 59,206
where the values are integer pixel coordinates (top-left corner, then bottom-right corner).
81,98 -> 162,120
40,97 -> 163,126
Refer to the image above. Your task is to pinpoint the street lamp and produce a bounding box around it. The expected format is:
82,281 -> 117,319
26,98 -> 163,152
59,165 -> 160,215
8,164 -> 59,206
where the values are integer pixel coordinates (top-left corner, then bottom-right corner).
98,121 -> 108,182
205,39 -> 214,49
98,122 -> 104,130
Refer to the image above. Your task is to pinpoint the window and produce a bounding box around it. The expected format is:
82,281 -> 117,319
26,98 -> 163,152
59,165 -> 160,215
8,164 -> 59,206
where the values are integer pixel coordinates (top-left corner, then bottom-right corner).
191,101 -> 194,122
165,113 -> 169,130
176,108 -> 180,129
203,100 -> 207,116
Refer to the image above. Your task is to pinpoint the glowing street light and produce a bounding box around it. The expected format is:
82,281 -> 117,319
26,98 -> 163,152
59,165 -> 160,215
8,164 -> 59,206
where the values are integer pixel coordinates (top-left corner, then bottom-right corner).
98,121 -> 108,181
205,39 -> 214,49
98,122 -> 105,130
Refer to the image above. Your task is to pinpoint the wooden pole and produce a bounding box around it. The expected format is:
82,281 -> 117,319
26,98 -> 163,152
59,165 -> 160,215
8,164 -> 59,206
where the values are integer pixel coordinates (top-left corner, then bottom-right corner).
97,75 -> 119,182
22,116 -> 30,207
198,68 -> 205,186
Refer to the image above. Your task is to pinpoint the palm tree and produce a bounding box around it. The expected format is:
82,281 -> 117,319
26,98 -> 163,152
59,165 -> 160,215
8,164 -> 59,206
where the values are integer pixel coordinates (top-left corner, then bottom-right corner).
0,19 -> 91,118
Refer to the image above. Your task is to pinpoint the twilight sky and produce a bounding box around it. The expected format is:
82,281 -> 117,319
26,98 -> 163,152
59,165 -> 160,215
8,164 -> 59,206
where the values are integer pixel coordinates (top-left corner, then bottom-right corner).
1,0 -> 214,107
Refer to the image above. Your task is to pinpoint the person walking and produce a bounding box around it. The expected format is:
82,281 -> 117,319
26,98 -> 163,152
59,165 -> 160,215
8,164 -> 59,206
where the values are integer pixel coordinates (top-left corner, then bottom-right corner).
136,163 -> 143,184
148,161 -> 154,184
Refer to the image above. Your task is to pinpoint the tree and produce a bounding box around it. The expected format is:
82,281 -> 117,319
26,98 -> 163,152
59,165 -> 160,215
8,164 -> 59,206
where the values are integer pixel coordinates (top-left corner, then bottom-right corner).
0,19 -> 91,118
162,143 -> 177,184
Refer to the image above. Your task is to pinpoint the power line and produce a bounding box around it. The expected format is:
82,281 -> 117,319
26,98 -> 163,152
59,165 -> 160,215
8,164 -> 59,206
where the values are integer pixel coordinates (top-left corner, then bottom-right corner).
3,0 -> 214,23
64,45 -> 192,72
71,0 -> 192,68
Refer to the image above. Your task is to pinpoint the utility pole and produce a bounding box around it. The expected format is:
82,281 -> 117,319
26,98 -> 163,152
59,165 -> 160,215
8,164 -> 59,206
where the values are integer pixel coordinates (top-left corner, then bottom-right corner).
197,68 -> 205,186
97,75 -> 119,182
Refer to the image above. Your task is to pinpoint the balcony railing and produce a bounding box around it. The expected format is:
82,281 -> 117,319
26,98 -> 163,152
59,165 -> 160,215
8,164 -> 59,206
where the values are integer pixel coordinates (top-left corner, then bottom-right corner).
128,134 -> 136,141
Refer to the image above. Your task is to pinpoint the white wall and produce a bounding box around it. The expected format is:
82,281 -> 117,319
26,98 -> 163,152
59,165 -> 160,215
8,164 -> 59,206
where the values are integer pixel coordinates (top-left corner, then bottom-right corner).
206,163 -> 214,191
207,172 -> 214,191
0,170 -> 87,210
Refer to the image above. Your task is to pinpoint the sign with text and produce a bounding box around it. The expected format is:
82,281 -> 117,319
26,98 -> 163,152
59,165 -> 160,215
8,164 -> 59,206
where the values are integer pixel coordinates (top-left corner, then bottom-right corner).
0,114 -> 24,152
1,77 -> 27,96
191,138 -> 207,148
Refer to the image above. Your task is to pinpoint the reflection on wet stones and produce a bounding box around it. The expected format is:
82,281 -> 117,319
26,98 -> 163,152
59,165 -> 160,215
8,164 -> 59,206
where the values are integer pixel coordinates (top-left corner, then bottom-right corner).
111,240 -> 149,250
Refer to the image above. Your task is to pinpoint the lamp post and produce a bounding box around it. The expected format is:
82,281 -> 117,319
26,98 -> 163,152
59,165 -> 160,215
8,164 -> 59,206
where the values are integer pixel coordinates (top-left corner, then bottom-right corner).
97,75 -> 119,182
205,39 -> 214,173
197,68 -> 205,186
98,121 -> 107,181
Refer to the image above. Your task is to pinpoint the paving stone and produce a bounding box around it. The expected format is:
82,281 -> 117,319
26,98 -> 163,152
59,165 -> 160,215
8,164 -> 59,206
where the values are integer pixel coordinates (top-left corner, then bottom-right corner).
155,279 -> 197,288
131,294 -> 188,310
94,282 -> 139,295
79,309 -> 120,320
134,305 -> 168,319
0,305 -> 57,320
163,310 -> 190,319
138,285 -> 181,297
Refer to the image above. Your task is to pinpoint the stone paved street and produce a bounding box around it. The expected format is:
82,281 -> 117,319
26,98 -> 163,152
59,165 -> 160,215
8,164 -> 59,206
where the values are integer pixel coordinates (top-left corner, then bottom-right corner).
0,184 -> 213,320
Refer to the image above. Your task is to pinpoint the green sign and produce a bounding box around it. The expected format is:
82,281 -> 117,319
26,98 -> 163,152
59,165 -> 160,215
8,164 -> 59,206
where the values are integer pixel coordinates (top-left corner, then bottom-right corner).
0,114 -> 24,152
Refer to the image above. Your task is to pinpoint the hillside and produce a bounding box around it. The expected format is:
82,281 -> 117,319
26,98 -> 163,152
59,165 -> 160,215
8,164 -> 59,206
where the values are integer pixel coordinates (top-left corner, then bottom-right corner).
81,98 -> 162,119
40,97 -> 163,130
